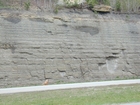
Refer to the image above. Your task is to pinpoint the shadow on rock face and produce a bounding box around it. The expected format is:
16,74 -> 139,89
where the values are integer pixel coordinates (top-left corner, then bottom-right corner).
4,16 -> 21,24
75,26 -> 99,35
29,18 -> 46,23
29,18 -> 53,23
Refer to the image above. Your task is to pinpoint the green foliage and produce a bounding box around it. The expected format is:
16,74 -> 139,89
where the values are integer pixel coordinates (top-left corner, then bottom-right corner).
0,0 -> 6,8
116,76 -> 120,79
0,0 -> 11,9
24,0 -> 30,10
54,8 -> 58,14
126,15 -> 129,19
63,0 -> 81,8
0,1 -> 3,7
102,0 -> 110,5
86,0 -> 98,6
53,5 -> 64,14
115,0 -> 121,11
86,0 -> 110,7
53,6 -> 59,14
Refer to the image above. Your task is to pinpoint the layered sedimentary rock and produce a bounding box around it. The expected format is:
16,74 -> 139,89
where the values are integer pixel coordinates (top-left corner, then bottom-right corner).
0,11 -> 140,87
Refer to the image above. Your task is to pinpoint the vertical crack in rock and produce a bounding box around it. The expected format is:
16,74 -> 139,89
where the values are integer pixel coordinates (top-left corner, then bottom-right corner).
120,49 -> 136,76
79,58 -> 89,80
80,64 -> 85,80
43,69 -> 46,79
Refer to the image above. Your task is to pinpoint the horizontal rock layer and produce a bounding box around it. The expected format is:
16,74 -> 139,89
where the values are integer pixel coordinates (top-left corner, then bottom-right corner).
0,11 -> 140,87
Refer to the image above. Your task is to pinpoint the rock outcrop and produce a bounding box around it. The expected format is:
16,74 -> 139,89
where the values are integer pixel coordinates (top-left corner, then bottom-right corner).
92,5 -> 112,12
0,10 -> 140,88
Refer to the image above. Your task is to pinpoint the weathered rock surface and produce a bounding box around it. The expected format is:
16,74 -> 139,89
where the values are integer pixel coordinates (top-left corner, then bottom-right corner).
93,5 -> 112,12
0,10 -> 140,88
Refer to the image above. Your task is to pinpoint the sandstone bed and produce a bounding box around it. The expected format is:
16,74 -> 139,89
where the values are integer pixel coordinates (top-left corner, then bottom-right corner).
0,9 -> 140,87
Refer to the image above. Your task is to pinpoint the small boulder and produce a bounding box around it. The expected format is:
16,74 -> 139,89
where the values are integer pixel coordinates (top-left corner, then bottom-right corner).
92,5 -> 112,12
43,79 -> 49,85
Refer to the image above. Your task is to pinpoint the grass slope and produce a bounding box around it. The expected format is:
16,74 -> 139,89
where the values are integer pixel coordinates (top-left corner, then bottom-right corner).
0,85 -> 140,105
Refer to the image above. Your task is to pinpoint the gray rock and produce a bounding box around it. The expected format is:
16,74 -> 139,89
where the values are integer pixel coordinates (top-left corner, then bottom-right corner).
0,11 -> 140,87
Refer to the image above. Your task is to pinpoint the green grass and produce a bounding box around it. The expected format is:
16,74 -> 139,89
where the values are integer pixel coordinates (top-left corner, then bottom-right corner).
114,0 -> 140,13
0,1 -> 12,9
0,85 -> 140,105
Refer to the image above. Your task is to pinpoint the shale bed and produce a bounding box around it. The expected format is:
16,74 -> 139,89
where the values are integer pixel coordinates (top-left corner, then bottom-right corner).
0,9 -> 140,87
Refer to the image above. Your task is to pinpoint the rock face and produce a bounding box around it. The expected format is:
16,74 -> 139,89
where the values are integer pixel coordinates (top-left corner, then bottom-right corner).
92,5 -> 112,12
0,11 -> 140,88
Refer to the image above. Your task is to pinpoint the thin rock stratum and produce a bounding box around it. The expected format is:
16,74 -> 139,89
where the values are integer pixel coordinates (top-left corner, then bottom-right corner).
0,10 -> 140,87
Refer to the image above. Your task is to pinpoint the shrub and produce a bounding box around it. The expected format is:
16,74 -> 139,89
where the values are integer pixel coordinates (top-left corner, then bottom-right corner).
0,1 -> 3,6
86,0 -> 110,7
53,5 -> 65,14
53,5 -> 59,14
24,0 -> 30,10
0,0 -> 4,7
63,0 -> 80,8
86,0 -> 98,6
102,0 -> 110,5
115,0 -> 121,11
